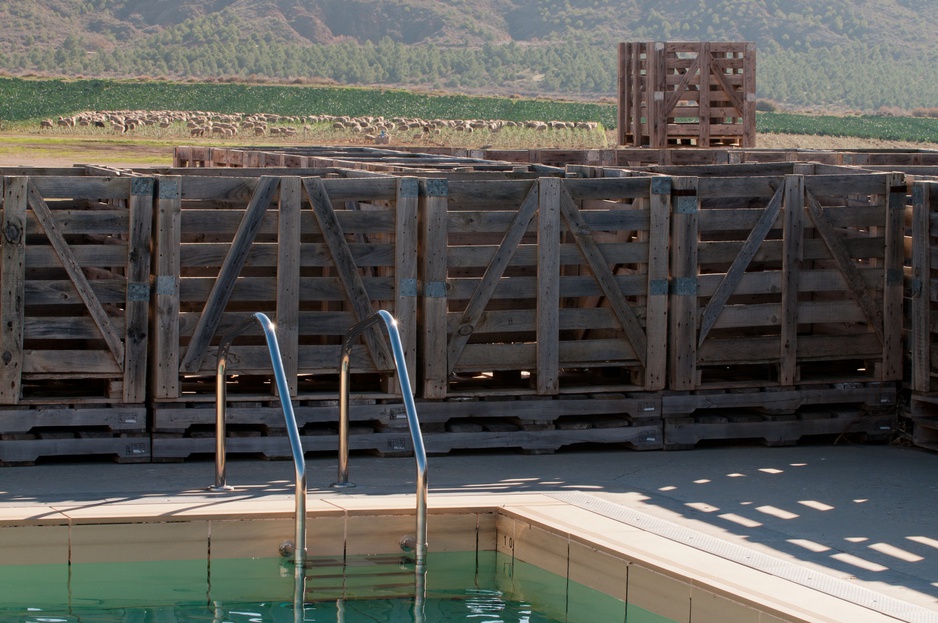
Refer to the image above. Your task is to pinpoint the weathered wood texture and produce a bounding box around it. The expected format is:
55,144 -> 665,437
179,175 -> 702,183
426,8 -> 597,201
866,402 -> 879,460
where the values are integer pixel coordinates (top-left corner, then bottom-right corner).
911,181 -> 938,392
669,172 -> 904,390
150,392 -> 662,459
419,176 -> 670,398
150,175 -> 417,401
618,41 -> 756,148
173,146 -> 523,174
0,175 -> 153,404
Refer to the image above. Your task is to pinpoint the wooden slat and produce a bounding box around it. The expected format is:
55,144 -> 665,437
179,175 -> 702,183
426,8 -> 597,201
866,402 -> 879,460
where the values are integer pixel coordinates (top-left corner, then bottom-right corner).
699,42 -> 711,146
304,176 -> 391,371
537,178 -> 560,394
670,177 -> 699,389
153,176 -> 182,399
0,178 -> 27,403
646,178 -> 670,390
697,183 -> 783,347
912,182 -> 933,391
276,176 -> 302,396
881,174 -> 905,381
558,184 -> 647,366
123,177 -> 154,403
180,175 -> 279,373
780,174 -> 804,386
26,180 -> 125,368
395,177 -> 420,385
420,179 -> 449,398
742,42 -> 757,148
663,53 -> 701,116
618,42 -> 629,146
805,189 -> 885,343
446,183 -> 539,373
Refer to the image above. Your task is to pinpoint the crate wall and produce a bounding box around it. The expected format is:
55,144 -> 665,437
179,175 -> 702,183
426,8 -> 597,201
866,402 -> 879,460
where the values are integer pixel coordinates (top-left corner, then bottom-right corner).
418,175 -> 670,399
617,41 -> 756,149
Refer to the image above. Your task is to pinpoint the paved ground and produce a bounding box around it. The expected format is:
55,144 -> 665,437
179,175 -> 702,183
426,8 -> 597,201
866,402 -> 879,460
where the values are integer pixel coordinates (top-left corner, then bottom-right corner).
2,442 -> 937,613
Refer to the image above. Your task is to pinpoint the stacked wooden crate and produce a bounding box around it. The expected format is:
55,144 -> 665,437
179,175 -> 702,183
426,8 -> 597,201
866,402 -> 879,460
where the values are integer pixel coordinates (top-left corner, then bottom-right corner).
0,172 -> 153,463
617,41 -> 756,148
661,163 -> 902,447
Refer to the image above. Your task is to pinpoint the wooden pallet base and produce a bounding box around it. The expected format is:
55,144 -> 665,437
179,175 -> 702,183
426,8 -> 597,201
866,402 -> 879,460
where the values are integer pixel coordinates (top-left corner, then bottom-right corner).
908,393 -> 938,451
663,405 -> 896,450
151,392 -> 663,459
152,421 -> 663,462
0,404 -> 146,434
662,382 -> 896,416
0,434 -> 150,465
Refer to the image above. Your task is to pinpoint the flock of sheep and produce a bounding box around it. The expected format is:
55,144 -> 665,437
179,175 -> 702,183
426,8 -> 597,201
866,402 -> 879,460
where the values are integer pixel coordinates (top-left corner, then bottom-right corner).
38,109 -> 601,143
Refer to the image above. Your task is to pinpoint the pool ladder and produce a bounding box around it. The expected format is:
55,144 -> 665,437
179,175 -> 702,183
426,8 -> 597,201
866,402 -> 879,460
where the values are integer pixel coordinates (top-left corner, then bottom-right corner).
210,310 -> 428,572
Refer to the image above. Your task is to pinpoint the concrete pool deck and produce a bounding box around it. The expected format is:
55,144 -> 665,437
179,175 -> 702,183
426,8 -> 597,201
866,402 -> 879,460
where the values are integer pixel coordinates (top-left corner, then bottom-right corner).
1,443 -> 937,621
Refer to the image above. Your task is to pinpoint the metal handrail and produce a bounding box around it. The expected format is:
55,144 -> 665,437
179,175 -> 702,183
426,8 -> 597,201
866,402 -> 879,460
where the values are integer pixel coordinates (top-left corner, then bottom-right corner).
211,312 -> 307,567
333,310 -> 428,570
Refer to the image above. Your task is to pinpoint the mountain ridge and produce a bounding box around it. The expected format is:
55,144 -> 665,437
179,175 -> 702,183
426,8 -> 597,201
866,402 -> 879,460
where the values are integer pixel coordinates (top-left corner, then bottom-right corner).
1,0 -> 936,111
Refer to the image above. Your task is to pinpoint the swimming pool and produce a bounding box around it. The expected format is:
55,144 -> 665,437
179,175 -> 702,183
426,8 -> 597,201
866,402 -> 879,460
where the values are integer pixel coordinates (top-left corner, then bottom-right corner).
0,551 -> 640,623
0,493 -> 907,623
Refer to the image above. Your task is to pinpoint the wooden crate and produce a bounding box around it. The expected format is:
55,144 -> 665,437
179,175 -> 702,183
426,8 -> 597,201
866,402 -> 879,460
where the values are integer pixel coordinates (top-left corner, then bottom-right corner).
0,175 -> 153,404
618,41 -> 756,148
150,174 -> 418,405
669,168 -> 905,390
419,175 -> 670,398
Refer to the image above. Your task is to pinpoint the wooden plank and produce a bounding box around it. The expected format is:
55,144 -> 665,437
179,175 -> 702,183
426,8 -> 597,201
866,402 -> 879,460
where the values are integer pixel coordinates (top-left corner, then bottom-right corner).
646,178 -> 670,390
912,182 -> 933,391
670,177 -> 699,390
447,182 -> 539,374
699,42 -> 711,147
395,177 -> 420,385
179,175 -> 279,374
559,184 -> 647,366
0,178 -> 27,404
648,42 -> 667,148
420,179 -> 449,398
742,42 -> 757,148
881,173 -> 905,381
276,176 -> 302,396
805,189 -> 885,343
631,42 -> 643,147
26,180 -> 125,368
618,42 -> 629,146
537,178 -> 560,394
780,174 -> 804,386
123,177 -> 154,403
152,176 -> 182,399
304,176 -> 391,371
696,183 -> 783,347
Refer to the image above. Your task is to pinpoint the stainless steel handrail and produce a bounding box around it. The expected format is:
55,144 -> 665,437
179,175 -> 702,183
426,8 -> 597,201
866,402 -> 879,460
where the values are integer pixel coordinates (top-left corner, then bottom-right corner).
333,310 -> 428,570
211,311 -> 307,567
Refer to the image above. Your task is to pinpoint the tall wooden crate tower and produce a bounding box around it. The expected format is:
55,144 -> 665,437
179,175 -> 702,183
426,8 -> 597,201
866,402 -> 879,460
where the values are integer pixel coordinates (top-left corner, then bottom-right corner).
618,42 -> 756,148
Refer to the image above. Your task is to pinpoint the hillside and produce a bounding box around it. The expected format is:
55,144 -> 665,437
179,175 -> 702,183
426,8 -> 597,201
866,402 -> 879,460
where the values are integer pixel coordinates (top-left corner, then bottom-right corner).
1,0 -> 937,111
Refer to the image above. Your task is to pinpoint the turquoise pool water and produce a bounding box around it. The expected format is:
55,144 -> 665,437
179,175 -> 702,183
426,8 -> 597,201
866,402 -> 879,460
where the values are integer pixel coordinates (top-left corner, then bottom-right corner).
0,551 -> 663,623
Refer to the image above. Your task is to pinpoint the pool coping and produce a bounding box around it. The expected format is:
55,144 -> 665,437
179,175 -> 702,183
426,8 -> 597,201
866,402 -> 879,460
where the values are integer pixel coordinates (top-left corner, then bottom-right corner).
0,489 -> 928,623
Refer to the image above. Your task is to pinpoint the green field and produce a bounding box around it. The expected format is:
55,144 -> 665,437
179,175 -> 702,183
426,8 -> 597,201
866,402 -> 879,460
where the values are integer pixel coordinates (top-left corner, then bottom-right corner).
0,77 -> 617,127
3,77 -> 938,145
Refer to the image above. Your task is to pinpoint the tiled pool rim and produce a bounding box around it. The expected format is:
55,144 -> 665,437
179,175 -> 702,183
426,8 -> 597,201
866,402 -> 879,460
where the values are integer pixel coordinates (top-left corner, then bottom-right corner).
0,490 -> 926,623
